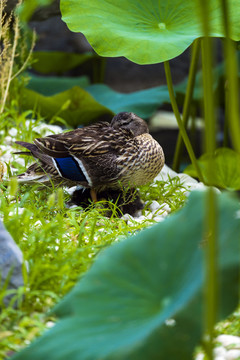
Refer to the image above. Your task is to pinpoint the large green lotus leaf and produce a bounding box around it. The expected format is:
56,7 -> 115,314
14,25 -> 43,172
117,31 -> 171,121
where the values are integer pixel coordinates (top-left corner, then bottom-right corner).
87,84 -> 170,119
20,87 -> 114,127
27,74 -> 90,96
31,51 -> 98,74
60,0 -> 240,64
184,147 -> 240,190
12,191 -> 240,360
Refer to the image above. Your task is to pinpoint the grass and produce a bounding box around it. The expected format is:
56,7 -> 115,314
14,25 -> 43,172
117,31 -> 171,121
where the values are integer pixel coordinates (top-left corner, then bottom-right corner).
0,112 -> 189,359
215,307 -> 240,337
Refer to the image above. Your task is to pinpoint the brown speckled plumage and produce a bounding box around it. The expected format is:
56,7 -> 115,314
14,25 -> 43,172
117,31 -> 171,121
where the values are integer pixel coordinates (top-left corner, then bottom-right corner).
15,112 -> 165,194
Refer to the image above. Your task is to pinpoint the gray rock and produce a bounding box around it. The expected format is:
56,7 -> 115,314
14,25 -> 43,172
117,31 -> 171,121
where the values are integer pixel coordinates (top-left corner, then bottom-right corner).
216,335 -> 240,348
0,220 -> 24,306
226,349 -> 240,360
214,346 -> 227,357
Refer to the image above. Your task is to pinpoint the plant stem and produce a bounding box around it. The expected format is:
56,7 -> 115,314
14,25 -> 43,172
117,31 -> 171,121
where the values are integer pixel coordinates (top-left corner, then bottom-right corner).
89,216 -> 97,244
163,61 -> 204,182
223,89 -> 229,147
0,0 -> 3,41
93,57 -> 106,83
220,0 -> 240,153
199,0 -> 218,357
172,39 -> 200,172
99,57 -> 107,83
201,39 -> 216,154
11,31 -> 36,82
204,186 -> 218,360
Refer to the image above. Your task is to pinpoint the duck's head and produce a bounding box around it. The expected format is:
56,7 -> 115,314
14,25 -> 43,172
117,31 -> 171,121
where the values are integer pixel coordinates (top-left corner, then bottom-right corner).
111,112 -> 149,136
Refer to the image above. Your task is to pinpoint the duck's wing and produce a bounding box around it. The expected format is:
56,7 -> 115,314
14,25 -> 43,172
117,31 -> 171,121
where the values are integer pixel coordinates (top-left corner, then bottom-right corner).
34,122 -> 114,158
15,122 -> 124,187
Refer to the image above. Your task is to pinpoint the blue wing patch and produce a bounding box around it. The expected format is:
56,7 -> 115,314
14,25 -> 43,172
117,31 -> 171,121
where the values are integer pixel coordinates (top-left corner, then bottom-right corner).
54,156 -> 87,182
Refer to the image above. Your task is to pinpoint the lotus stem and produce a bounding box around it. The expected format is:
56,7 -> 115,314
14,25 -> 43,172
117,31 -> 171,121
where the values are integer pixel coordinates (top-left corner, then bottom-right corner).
172,39 -> 200,172
199,0 -> 218,358
220,0 -> 240,153
163,61 -> 204,182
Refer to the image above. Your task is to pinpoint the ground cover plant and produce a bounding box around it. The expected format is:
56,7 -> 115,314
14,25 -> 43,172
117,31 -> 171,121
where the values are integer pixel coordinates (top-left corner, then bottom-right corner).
0,0 -> 240,359
0,116 -> 189,359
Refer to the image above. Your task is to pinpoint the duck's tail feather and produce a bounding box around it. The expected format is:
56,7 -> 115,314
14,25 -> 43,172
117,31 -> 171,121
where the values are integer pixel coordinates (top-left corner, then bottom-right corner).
15,141 -> 38,153
15,141 -> 54,168
14,151 -> 32,155
15,141 -> 55,183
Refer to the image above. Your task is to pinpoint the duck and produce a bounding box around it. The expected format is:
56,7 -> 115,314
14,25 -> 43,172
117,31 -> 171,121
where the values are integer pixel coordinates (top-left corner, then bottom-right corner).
15,112 -> 165,201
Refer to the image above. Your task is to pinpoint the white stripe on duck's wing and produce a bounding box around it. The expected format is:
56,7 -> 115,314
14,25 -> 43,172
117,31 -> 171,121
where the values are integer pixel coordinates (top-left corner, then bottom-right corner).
71,156 -> 92,186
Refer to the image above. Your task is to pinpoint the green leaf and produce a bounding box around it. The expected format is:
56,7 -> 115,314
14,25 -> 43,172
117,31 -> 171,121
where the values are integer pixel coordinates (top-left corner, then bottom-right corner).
25,80 -> 170,121
20,87 -> 114,127
12,191 -> 240,360
31,51 -> 99,74
60,0 -> 240,64
184,147 -> 240,190
87,84 -> 170,119
17,0 -> 53,22
27,74 -> 90,96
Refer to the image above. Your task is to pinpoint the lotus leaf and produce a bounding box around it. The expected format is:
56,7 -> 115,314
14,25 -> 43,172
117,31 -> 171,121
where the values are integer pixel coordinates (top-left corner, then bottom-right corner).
87,84 -> 170,119
31,51 -> 98,74
61,0 -> 240,64
20,87 -> 114,127
184,147 -> 240,190
27,74 -> 90,96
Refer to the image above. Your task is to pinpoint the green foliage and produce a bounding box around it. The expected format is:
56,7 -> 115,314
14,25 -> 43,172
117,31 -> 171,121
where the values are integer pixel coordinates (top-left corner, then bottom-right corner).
27,74 -> 90,96
20,87 -> 114,127
0,0 -> 35,114
176,52 -> 240,107
17,0 -> 54,22
0,184 -> 145,357
86,84 -> 170,120
176,61 -> 224,105
184,148 -> 240,190
21,81 -> 171,124
26,80 -> 170,120
140,177 -> 187,212
60,0 -> 240,64
31,51 -> 99,74
215,306 -> 240,336
11,191 -> 240,360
